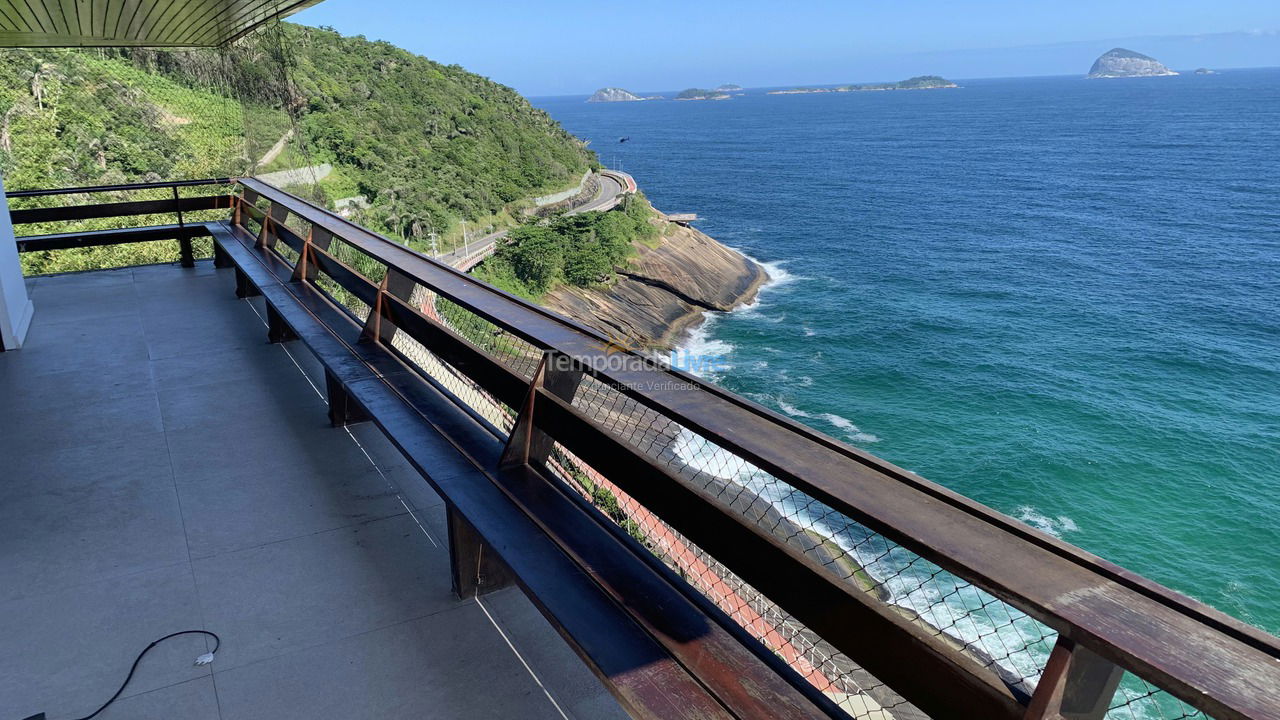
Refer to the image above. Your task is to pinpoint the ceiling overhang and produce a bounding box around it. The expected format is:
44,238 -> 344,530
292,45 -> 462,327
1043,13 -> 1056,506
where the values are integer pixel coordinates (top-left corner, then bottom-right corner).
0,0 -> 325,48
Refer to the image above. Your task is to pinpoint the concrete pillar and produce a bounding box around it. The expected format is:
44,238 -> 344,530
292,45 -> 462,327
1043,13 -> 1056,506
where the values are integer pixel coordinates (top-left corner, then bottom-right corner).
0,175 -> 34,350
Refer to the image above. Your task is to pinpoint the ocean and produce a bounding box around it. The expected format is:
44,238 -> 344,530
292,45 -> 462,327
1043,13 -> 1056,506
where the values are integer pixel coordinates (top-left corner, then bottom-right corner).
532,69 -> 1280,642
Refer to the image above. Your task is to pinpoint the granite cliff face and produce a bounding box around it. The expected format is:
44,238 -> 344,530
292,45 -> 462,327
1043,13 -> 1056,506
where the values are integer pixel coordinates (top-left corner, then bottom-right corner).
1088,48 -> 1179,78
544,223 -> 767,349
588,87 -> 644,102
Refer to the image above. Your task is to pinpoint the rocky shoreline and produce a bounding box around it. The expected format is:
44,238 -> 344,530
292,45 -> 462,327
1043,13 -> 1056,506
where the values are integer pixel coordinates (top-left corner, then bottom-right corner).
544,218 -> 768,349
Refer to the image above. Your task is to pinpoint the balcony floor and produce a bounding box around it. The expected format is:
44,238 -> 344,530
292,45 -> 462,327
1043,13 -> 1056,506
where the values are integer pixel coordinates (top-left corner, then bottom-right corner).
0,262 -> 626,720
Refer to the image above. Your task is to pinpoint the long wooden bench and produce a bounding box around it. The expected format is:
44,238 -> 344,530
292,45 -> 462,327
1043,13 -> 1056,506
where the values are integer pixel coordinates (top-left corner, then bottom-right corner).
205,218 -> 843,720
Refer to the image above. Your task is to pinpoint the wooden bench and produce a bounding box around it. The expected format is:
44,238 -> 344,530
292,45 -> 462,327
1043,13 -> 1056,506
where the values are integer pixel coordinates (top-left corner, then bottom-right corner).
205,218 -> 842,720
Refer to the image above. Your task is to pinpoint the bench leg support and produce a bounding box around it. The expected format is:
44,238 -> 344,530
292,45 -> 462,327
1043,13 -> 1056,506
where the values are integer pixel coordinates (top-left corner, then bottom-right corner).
213,243 -> 233,269
235,267 -> 261,299
266,303 -> 299,344
325,368 -> 369,427
179,237 -> 195,268
448,505 -> 514,599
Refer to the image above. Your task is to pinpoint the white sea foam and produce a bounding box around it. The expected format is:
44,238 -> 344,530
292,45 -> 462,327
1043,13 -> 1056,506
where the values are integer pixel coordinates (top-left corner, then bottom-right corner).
819,412 -> 881,443
752,257 -> 801,291
777,400 -> 880,444
675,312 -> 734,378
776,399 -> 813,419
681,313 -> 734,356
1015,506 -> 1080,538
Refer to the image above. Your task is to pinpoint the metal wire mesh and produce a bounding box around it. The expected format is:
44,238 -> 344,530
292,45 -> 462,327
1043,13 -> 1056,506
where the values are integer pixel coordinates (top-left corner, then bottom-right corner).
1108,675 -> 1212,720
554,370 -> 1231,720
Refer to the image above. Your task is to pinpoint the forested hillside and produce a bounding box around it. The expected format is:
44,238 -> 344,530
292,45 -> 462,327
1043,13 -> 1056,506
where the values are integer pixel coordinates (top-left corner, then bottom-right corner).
0,23 -> 596,272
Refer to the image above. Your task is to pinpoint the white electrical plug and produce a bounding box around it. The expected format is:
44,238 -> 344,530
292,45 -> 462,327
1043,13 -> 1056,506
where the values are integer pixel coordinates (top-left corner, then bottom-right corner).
194,652 -> 216,666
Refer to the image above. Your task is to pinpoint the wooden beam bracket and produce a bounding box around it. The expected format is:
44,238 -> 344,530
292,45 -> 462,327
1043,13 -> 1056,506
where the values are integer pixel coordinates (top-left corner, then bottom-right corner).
1024,637 -> 1124,720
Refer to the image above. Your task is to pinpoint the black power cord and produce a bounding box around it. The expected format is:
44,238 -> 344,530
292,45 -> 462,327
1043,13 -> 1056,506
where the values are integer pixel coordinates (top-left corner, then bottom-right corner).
21,630 -> 221,720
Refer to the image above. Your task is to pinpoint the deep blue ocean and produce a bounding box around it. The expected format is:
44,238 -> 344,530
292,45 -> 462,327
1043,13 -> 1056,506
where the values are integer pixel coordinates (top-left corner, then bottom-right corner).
533,70 -> 1280,636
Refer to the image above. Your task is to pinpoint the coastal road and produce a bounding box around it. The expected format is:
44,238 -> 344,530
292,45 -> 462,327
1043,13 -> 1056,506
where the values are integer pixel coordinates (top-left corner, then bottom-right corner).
440,169 -> 633,270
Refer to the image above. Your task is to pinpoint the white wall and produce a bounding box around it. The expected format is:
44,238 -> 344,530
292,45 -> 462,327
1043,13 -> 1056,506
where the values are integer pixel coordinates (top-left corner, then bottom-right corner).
0,174 -> 34,350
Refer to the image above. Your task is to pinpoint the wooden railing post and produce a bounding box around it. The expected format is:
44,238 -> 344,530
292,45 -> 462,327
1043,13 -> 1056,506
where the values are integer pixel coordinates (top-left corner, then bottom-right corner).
500,351 -> 582,470
259,202 -> 287,250
359,267 -> 415,346
1024,637 -> 1123,720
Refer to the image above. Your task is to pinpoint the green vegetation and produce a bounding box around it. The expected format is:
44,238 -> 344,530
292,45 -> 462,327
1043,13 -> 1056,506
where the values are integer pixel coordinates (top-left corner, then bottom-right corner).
473,194 -> 658,300
570,468 -> 648,546
1,23 -> 595,274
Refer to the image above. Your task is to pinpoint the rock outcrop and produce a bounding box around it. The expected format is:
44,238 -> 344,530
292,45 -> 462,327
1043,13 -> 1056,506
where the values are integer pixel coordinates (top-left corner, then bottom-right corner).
1088,48 -> 1178,78
545,223 -> 767,349
588,87 -> 644,102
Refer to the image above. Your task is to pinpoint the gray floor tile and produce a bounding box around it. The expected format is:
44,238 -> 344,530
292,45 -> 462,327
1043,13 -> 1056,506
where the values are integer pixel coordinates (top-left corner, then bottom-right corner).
176,454 -> 408,559
213,603 -> 566,720
155,369 -> 327,433
0,383 -> 163,452
0,356 -> 153,409
94,676 -> 221,720
0,312 -> 149,378
0,446 -> 189,602
29,277 -> 140,325
163,408 -> 379,482
1,430 -> 173,504
0,564 -> 211,718
191,514 -> 457,671
481,588 -> 630,720
148,341 -> 314,393
142,309 -> 274,361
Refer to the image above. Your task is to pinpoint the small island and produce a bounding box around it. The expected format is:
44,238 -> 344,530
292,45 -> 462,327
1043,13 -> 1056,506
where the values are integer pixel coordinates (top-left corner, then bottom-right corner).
768,75 -> 957,95
676,88 -> 731,101
715,83 -> 743,92
1195,68 -> 1217,75
588,87 -> 645,103
1087,48 -> 1178,78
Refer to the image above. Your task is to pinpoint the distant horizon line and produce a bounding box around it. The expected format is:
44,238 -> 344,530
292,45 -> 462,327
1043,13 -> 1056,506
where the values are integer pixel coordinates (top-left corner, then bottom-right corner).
531,64 -> 1280,99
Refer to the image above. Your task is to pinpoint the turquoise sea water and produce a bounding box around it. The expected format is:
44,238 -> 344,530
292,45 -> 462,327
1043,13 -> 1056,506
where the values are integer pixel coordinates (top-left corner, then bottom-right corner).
534,70 -> 1280,636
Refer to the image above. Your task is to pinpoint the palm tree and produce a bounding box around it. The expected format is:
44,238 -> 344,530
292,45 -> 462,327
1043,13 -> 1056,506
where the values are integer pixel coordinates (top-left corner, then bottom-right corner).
26,61 -> 59,110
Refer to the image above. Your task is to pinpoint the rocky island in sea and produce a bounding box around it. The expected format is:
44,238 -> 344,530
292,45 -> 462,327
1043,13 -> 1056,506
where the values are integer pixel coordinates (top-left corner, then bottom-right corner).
1195,68 -> 1217,75
769,75 -> 957,95
1087,48 -> 1179,78
676,88 -> 732,101
715,83 -> 743,92
587,87 -> 664,102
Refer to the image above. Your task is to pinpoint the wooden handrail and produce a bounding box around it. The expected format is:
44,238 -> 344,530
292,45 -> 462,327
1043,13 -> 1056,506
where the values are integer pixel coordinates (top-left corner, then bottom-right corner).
5,177 -> 233,198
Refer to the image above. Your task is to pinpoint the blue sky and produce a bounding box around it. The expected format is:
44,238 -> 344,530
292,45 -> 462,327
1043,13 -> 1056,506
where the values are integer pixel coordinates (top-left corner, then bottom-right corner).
292,0 -> 1280,96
